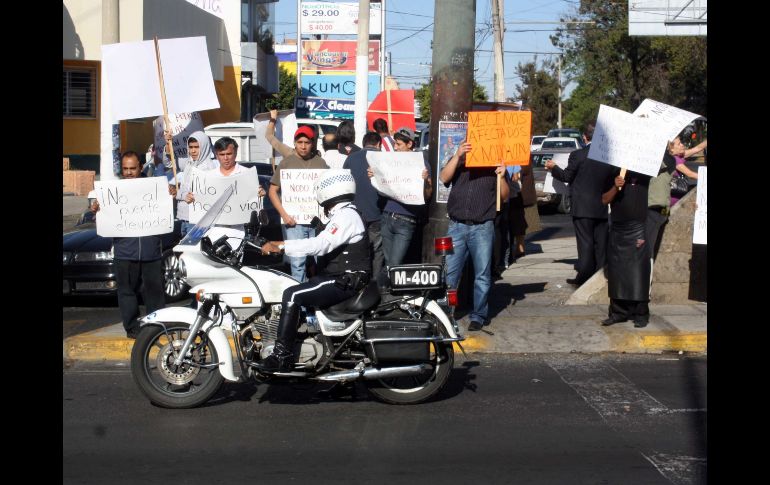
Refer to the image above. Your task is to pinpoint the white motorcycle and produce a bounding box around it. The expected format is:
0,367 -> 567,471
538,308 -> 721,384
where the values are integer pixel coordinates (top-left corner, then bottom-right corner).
130,187 -> 465,408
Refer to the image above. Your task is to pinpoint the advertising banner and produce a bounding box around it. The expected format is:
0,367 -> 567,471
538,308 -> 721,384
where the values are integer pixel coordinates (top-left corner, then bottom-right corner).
301,40 -> 379,72
300,2 -> 382,35
301,73 -> 380,102
436,122 -> 467,203
295,96 -> 355,120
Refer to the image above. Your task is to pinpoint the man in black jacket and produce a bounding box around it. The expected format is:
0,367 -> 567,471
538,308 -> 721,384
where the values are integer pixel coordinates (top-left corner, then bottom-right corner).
103,152 -> 170,338
545,121 -> 614,286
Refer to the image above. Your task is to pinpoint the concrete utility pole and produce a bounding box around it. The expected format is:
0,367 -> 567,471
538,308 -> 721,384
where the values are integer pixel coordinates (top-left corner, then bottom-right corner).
353,0 -> 370,146
492,0 -> 505,102
100,0 -> 120,180
422,0 -> 477,263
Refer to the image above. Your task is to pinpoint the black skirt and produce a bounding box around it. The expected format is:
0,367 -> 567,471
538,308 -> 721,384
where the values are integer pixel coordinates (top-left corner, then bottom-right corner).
607,220 -> 650,301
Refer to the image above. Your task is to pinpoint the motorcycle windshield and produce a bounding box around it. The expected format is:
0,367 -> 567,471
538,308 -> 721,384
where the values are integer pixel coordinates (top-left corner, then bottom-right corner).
178,185 -> 235,246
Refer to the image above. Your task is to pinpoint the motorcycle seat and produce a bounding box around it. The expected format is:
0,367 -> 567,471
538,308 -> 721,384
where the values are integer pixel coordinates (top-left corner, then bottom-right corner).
320,281 -> 381,321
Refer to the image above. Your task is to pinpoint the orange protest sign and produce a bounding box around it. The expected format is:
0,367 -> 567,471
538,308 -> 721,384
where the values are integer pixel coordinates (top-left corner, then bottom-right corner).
465,111 -> 531,167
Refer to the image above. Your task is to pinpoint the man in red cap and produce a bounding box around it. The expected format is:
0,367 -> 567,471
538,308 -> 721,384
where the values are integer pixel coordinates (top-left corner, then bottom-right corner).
268,125 -> 329,282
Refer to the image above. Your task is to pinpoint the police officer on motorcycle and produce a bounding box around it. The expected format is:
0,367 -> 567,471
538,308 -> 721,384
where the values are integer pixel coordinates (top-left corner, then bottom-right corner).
257,170 -> 372,373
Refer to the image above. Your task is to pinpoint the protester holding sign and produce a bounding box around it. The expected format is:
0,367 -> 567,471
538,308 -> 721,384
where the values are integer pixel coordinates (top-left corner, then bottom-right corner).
378,127 -> 432,267
97,151 -> 173,339
545,122 -> 614,287
268,127 -> 329,282
188,137 -> 265,228
173,130 -> 218,236
343,132 -> 386,280
439,141 -> 509,332
601,168 -> 652,329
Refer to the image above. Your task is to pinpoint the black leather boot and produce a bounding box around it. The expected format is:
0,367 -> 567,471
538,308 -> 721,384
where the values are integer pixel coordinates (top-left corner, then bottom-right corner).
254,303 -> 300,373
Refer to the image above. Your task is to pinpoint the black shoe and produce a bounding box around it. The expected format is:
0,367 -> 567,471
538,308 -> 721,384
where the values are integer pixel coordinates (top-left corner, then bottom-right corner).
566,278 -> 584,286
633,318 -> 649,328
468,320 -> 484,331
601,316 -> 628,326
253,352 -> 294,373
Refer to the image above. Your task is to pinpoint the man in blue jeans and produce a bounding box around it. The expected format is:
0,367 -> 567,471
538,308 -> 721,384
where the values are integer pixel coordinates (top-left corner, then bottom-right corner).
439,141 -> 508,332
380,127 -> 432,267
268,126 -> 329,282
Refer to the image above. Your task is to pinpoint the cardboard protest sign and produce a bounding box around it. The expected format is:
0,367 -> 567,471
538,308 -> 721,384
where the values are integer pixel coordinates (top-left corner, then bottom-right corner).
280,169 -> 331,224
187,167 -> 261,224
693,166 -> 707,245
588,104 -> 671,178
543,152 -> 571,194
465,111 -> 531,167
253,110 -> 297,162
367,152 -> 425,206
436,121 -> 467,203
94,178 -> 174,237
101,36 -> 219,122
633,99 -> 702,142
153,112 -> 205,161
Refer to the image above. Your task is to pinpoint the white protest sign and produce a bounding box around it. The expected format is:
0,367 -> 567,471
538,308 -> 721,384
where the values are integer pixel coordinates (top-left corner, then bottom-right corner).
633,99 -> 702,142
185,0 -> 229,20
280,169 -> 330,224
94,178 -> 174,237
187,167 -> 261,225
693,166 -> 707,245
101,36 -> 219,122
253,110 -> 296,160
543,152 -> 571,194
588,104 -> 671,177
367,152 -> 425,205
153,112 -> 205,160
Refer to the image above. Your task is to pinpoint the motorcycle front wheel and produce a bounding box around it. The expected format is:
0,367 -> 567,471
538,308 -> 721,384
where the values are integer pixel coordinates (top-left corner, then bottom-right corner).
365,341 -> 454,405
131,323 -> 224,409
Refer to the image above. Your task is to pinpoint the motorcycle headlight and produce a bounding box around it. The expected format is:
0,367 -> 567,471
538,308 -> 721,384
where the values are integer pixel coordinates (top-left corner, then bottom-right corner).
63,252 -> 72,264
73,250 -> 114,262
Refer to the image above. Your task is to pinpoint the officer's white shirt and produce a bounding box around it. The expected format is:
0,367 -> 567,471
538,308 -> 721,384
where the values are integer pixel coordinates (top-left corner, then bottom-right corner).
283,202 -> 365,257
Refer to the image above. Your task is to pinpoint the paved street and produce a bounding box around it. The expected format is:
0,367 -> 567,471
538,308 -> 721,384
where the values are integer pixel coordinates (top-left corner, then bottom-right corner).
63,353 -> 706,485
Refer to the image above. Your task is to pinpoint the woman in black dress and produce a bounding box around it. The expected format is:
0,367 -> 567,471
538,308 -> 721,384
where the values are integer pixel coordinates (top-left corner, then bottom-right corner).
601,169 -> 652,328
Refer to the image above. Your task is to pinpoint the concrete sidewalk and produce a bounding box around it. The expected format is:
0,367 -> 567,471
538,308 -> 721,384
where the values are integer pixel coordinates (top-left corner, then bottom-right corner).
62,209 -> 706,362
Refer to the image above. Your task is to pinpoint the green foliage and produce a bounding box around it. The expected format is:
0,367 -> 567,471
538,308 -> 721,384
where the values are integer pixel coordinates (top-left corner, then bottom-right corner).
551,0 -> 707,130
414,79 -> 489,121
514,60 -> 560,134
265,66 -> 297,111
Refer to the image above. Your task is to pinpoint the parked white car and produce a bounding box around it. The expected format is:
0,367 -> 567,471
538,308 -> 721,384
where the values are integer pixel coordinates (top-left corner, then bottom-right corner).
539,137 -> 581,150
530,135 -> 547,152
204,118 -> 341,162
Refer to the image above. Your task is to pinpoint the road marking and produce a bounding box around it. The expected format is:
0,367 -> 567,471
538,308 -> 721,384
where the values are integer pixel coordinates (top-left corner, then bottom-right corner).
641,452 -> 706,485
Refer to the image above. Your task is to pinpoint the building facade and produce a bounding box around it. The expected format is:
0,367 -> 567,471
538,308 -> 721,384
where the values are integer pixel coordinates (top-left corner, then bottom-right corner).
63,0 -> 278,173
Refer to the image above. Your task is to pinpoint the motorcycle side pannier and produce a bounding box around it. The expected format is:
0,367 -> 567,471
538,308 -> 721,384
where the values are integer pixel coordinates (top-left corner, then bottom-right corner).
363,320 -> 432,363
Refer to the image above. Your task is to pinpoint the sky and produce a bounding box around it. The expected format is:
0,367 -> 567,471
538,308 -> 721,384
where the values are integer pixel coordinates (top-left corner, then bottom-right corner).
273,0 -> 580,100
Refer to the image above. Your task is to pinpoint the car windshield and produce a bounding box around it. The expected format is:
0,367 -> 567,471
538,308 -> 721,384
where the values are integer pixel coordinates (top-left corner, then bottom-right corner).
178,185 -> 235,246
541,141 -> 576,148
532,136 -> 546,144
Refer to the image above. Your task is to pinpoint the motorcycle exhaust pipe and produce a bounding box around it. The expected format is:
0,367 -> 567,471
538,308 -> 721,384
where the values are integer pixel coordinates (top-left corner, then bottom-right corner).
314,364 -> 429,382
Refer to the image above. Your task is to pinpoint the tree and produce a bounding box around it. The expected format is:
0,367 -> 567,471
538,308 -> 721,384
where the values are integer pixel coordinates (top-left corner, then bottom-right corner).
265,66 -> 297,111
551,0 -> 706,130
414,79 -> 489,121
513,60 -> 560,134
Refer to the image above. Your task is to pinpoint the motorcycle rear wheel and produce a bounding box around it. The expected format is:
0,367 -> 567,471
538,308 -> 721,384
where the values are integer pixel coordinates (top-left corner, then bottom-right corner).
131,323 -> 224,409
365,341 -> 454,405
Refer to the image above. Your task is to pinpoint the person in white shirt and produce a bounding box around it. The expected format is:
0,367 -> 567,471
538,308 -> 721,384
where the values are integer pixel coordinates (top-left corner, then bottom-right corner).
255,170 -> 372,373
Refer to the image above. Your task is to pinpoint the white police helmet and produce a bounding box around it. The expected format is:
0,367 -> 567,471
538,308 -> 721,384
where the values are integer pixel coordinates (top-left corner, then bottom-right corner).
314,169 -> 356,207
